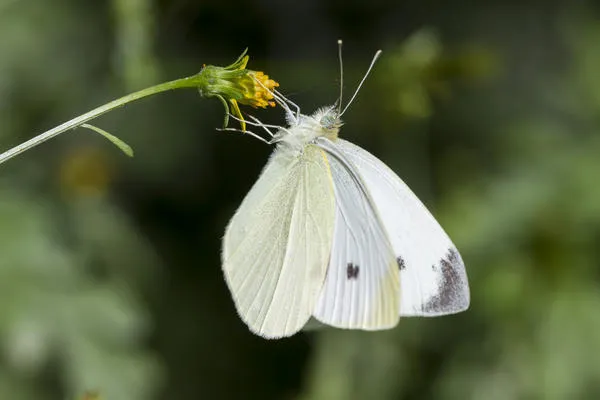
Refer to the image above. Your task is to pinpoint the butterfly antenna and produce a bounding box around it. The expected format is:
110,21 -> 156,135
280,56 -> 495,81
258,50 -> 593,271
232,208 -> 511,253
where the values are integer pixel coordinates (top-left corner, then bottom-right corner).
339,49 -> 382,117
337,39 -> 344,115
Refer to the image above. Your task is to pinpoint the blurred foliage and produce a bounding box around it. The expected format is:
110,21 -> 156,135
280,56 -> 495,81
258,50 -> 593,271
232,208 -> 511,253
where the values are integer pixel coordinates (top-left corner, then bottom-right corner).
111,0 -> 159,90
1,1 -> 600,400
379,28 -> 498,120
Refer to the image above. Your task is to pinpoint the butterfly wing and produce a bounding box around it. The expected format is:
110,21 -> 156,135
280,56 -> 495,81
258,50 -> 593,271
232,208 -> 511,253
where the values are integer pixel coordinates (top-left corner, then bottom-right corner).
313,138 -> 400,330
222,145 -> 335,338
329,138 -> 470,316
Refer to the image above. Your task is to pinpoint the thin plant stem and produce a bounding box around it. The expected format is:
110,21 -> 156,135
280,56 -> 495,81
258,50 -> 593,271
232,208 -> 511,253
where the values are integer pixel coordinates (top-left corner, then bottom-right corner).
0,75 -> 200,165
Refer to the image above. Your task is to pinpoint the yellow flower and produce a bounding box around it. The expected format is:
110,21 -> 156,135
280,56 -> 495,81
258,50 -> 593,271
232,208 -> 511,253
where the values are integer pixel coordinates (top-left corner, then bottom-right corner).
239,71 -> 279,108
198,49 -> 279,131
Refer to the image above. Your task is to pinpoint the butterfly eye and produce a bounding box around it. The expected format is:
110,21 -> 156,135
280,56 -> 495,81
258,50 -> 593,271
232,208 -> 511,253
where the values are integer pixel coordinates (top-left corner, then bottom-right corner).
320,113 -> 341,130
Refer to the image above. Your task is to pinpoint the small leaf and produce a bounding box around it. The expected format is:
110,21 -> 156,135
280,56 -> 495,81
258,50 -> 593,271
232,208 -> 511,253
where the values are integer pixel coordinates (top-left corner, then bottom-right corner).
80,124 -> 134,157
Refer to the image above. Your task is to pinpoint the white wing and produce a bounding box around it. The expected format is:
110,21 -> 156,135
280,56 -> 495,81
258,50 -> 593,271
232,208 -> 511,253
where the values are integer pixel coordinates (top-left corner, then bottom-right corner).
329,138 -> 470,316
312,144 -> 400,330
222,145 -> 335,338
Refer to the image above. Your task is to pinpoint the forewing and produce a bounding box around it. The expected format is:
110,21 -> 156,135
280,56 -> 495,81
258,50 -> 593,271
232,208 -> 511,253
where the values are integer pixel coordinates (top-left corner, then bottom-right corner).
313,139 -> 400,330
331,138 -> 470,316
222,145 -> 335,338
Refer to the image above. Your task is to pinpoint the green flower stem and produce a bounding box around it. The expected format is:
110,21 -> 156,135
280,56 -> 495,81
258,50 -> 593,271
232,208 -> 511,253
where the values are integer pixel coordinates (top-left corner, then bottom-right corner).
0,75 -> 201,165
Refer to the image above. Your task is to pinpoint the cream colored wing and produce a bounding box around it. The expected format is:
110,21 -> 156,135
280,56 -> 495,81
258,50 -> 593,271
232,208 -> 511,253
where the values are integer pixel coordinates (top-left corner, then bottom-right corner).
222,145 -> 335,338
331,139 -> 470,316
312,140 -> 400,330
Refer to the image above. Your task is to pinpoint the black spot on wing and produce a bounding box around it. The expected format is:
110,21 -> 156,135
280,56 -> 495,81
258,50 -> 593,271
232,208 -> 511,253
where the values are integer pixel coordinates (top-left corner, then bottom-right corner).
423,248 -> 468,313
346,262 -> 359,280
396,256 -> 406,271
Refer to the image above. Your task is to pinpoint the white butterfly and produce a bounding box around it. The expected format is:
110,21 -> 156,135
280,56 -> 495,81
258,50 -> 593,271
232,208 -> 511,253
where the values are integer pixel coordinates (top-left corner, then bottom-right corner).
221,43 -> 470,339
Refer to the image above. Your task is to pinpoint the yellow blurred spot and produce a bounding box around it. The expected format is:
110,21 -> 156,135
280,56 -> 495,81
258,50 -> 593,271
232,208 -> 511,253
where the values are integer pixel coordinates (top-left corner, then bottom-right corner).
80,391 -> 101,400
59,147 -> 113,198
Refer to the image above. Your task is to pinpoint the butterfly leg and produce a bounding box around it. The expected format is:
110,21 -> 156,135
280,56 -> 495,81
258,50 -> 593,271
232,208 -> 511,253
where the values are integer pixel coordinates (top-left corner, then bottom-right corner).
252,76 -> 301,123
274,89 -> 301,121
216,127 -> 271,144
228,113 -> 293,140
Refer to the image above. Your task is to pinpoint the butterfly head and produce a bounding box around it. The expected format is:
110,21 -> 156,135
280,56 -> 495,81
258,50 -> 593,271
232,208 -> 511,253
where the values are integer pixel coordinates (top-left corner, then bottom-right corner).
319,106 -> 343,131
305,106 -> 342,141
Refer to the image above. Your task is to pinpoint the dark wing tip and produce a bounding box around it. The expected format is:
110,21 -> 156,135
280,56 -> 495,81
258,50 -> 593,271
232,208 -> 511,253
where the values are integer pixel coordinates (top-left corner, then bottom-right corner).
423,247 -> 470,314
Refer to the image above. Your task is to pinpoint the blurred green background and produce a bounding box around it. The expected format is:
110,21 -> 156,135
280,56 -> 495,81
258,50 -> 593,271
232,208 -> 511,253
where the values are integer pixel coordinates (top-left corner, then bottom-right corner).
1,0 -> 600,399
